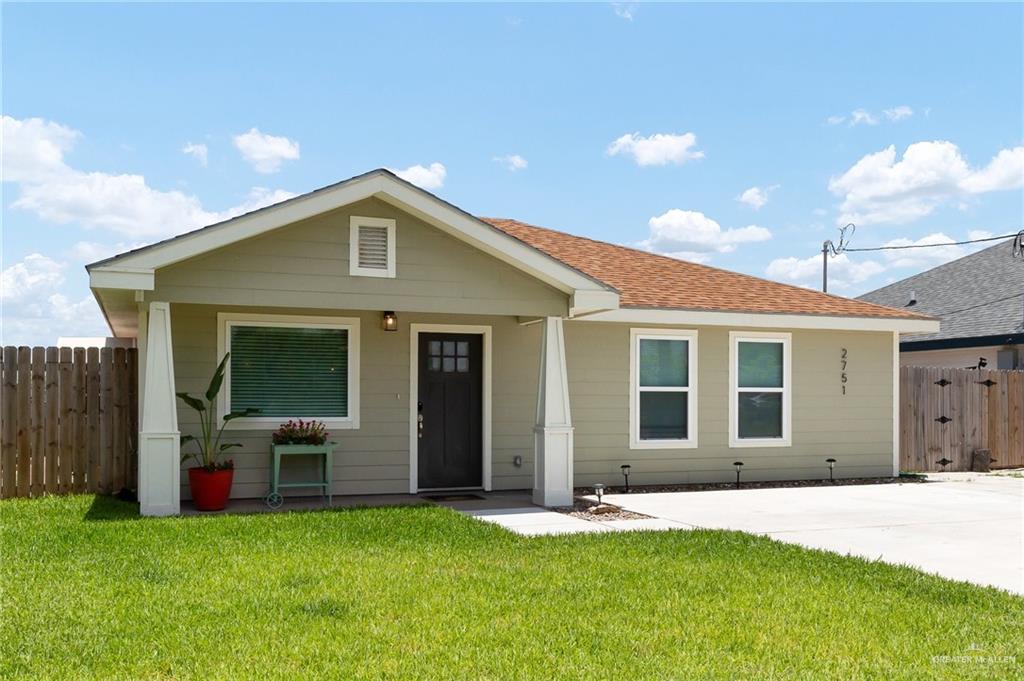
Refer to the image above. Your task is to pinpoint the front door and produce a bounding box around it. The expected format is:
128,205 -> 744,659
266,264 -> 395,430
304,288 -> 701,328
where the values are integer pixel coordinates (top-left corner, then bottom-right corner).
417,333 -> 483,489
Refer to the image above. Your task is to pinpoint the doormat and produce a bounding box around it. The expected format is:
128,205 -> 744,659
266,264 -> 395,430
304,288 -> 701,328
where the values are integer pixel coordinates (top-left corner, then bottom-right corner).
422,493 -> 486,502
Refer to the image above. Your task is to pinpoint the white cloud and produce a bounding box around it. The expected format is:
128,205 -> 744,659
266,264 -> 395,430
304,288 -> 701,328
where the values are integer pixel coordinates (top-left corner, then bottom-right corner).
612,3 -> 636,20
883,105 -> 914,122
765,253 -> 885,290
849,109 -> 879,126
493,154 -> 528,172
232,127 -> 300,174
1,253 -> 65,302
880,231 -> 995,270
182,142 -> 208,166
1,116 -> 80,183
2,115 -> 296,239
389,162 -> 447,190
829,141 -> 1024,225
0,253 -> 108,345
827,106 -> 914,127
607,132 -> 704,167
737,184 -> 779,210
638,209 -> 771,262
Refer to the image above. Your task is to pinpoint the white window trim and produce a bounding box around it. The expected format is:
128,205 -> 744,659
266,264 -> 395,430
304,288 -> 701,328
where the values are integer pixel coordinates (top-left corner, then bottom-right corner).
349,215 -> 396,278
729,331 -> 791,448
216,312 -> 361,431
629,328 -> 698,449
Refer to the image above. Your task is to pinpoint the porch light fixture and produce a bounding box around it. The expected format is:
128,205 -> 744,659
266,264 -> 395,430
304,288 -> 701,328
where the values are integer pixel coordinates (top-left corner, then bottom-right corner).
733,461 -> 744,489
620,464 -> 631,493
594,483 -> 605,505
826,457 -> 837,482
381,311 -> 398,332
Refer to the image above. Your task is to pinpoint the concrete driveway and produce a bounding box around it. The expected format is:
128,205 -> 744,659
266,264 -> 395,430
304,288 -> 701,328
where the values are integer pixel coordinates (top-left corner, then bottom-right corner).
601,472 -> 1023,594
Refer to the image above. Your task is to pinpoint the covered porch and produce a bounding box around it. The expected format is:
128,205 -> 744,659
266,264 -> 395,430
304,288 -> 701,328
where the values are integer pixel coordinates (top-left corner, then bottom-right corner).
136,303 -> 577,516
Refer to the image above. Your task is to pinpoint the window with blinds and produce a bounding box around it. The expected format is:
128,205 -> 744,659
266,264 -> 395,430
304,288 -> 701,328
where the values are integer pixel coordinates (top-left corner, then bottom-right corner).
228,325 -> 350,418
349,216 -> 396,277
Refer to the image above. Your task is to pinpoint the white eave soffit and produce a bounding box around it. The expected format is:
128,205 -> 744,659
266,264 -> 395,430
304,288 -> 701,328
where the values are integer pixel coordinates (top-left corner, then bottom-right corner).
86,170 -> 618,306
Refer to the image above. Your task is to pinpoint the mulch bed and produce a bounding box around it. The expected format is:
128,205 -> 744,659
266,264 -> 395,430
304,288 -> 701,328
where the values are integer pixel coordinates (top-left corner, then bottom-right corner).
555,499 -> 652,522
573,475 -> 928,497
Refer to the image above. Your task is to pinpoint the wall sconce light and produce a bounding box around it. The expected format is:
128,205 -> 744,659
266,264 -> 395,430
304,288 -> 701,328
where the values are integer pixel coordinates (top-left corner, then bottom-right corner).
382,311 -> 398,332
733,461 -> 744,489
620,464 -> 631,493
593,483 -> 605,505
826,457 -> 837,482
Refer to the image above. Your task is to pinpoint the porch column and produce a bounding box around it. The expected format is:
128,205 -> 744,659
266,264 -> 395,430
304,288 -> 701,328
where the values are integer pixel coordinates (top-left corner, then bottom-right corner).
138,301 -> 180,516
533,316 -> 574,506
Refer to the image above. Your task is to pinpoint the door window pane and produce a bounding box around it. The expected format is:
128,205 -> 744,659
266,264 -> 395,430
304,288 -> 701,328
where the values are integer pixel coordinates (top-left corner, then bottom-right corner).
639,338 -> 688,387
443,341 -> 456,356
456,341 -> 468,356
737,392 -> 782,438
428,341 -> 441,356
639,392 -> 688,440
456,358 -> 469,372
738,342 -> 783,388
442,357 -> 455,372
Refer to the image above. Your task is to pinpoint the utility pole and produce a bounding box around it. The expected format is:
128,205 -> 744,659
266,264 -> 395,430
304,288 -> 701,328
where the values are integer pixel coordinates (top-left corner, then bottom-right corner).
822,241 -> 829,293
821,224 -> 855,293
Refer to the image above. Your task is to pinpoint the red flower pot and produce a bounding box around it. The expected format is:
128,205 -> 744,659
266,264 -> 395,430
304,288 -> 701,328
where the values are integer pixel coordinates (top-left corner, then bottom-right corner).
188,467 -> 234,511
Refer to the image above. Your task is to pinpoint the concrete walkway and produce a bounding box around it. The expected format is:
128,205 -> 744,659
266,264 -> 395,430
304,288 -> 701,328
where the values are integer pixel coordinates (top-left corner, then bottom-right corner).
600,472 -> 1023,594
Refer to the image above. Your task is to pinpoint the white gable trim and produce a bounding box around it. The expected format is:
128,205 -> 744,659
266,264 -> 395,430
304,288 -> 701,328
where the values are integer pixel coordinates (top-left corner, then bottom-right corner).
87,170 -> 618,307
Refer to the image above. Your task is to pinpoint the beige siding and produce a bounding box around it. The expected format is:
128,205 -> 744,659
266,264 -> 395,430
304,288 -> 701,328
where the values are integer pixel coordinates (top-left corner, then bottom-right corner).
565,322 -> 895,485
900,345 -> 1021,370
171,305 -> 539,500
153,197 -> 568,317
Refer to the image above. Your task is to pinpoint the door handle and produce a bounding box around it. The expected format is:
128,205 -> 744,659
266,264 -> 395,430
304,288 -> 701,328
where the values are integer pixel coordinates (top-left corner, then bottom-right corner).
417,401 -> 424,438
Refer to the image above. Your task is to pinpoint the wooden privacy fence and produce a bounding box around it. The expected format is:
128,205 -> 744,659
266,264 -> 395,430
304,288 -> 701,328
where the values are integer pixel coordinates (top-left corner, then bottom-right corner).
1,346 -> 138,499
900,366 -> 1024,472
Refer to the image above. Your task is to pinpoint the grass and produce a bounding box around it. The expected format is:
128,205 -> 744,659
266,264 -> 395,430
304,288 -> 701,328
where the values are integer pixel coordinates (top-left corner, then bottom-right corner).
2,496 -> 1022,680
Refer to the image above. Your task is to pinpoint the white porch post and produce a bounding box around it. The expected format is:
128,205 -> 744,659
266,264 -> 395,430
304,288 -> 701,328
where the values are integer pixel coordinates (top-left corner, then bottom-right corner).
533,316 -> 574,507
138,301 -> 180,516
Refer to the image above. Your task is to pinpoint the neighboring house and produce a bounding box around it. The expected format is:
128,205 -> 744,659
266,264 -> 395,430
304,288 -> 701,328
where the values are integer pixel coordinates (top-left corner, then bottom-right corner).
859,238 -> 1024,370
87,170 -> 936,516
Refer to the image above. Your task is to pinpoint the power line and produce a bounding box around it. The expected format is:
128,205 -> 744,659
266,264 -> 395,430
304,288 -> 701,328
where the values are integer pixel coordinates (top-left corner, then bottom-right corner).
844,231 -> 1020,253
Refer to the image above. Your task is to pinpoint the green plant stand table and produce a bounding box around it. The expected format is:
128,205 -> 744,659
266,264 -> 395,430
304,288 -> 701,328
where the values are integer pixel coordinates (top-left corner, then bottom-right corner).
265,443 -> 335,509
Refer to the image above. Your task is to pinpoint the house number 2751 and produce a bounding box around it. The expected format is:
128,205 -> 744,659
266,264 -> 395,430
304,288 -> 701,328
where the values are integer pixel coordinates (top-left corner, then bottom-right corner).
840,348 -> 848,395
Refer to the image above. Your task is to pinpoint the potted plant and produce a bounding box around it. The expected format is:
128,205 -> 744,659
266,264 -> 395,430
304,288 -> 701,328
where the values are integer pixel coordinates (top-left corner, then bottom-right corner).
177,353 -> 258,511
266,420 -> 334,509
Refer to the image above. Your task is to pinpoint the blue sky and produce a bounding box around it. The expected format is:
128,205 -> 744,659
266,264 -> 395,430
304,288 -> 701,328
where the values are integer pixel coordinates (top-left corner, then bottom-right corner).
3,2 -> 1022,344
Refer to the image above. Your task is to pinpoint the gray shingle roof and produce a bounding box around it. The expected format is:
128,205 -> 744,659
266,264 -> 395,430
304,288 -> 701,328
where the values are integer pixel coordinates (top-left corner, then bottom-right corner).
858,238 -> 1024,343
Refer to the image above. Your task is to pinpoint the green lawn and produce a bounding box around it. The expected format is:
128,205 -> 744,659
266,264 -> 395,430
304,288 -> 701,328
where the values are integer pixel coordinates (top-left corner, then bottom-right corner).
2,496 -> 1021,680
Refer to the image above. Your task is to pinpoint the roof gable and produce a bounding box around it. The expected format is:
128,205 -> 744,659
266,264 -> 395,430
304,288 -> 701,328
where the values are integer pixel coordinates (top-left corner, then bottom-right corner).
87,169 -> 618,312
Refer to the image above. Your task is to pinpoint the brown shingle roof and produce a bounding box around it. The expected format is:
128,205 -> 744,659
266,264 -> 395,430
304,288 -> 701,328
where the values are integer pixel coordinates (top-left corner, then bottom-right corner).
482,218 -> 931,321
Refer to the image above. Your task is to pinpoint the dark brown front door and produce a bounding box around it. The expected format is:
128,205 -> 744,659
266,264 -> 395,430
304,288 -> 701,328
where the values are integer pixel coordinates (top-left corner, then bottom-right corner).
418,333 -> 483,489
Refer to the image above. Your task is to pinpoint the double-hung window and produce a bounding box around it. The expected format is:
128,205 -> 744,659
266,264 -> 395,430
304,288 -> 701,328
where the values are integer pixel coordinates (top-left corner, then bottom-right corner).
729,332 -> 791,447
217,313 -> 360,430
630,329 -> 698,449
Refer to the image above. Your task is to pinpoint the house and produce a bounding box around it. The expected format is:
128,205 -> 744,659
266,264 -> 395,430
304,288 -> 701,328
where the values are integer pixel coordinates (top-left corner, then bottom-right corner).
87,169 -> 937,516
859,238 -> 1024,370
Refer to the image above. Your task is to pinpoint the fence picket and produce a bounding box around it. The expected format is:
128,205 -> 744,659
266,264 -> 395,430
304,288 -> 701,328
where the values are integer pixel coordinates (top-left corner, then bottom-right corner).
73,348 -> 87,492
58,348 -> 73,494
87,348 -> 101,493
16,348 -> 32,497
45,348 -> 59,494
99,348 -> 114,495
1,348 -> 17,497
30,348 -> 45,496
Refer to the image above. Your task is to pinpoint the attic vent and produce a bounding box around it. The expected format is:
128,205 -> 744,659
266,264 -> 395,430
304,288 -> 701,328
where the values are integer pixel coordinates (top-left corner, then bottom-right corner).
349,216 -> 396,278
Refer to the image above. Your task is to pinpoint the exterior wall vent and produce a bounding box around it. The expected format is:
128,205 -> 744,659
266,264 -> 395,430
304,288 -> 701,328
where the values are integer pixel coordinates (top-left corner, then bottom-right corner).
349,216 -> 396,278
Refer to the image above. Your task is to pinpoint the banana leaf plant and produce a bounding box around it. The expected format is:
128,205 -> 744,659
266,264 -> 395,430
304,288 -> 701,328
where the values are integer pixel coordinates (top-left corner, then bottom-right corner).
177,353 -> 260,471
